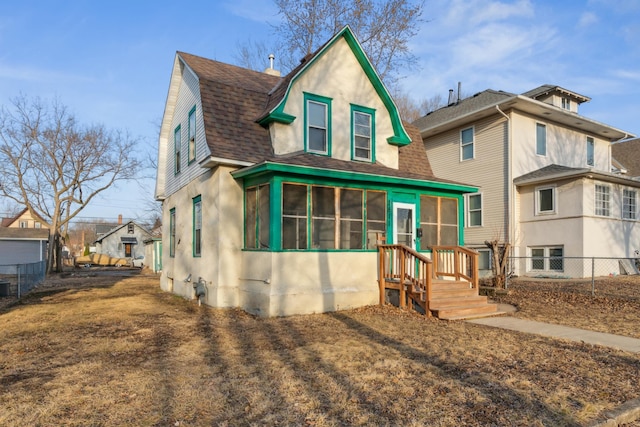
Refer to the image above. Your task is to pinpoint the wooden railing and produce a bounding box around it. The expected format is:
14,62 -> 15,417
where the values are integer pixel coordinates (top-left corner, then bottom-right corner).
378,244 -> 433,317
430,246 -> 479,291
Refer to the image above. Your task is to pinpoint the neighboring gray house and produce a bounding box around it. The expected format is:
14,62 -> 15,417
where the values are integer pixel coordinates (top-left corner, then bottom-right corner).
0,228 -> 49,265
94,221 -> 152,260
612,137 -> 640,180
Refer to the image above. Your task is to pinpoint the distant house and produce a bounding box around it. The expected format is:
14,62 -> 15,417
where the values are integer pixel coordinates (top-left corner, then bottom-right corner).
413,85 -> 638,278
0,228 -> 49,265
154,26 -> 479,317
1,207 -> 50,230
94,221 -> 153,260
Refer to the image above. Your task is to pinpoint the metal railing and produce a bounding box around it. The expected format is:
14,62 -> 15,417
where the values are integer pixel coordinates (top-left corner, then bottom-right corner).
0,261 -> 47,299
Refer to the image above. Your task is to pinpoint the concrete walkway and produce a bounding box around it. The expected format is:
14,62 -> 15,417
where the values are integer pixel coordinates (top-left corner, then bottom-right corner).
467,316 -> 640,353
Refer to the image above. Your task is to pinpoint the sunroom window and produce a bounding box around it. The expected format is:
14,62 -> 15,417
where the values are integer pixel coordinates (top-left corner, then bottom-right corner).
420,196 -> 459,249
282,184 -> 308,250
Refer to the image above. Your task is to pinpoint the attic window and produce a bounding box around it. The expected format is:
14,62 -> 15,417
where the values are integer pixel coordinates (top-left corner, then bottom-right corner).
128,223 -> 134,234
304,93 -> 332,155
562,97 -> 571,110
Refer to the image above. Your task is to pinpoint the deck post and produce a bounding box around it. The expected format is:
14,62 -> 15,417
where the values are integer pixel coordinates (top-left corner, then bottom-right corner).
399,248 -> 406,309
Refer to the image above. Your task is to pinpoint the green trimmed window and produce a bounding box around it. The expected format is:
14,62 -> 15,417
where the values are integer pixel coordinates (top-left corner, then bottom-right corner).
281,183 -> 386,250
193,195 -> 202,256
460,127 -> 474,160
174,125 -> 181,175
245,184 -> 271,249
419,195 -> 458,249
188,106 -> 196,164
351,105 -> 375,161
169,208 -> 176,257
304,93 -> 332,155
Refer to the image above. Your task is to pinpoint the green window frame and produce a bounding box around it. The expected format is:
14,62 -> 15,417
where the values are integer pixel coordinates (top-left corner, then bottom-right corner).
245,184 -> 271,249
174,125 -> 181,175
193,195 -> 202,257
169,208 -> 176,257
281,182 -> 386,251
304,93 -> 332,155
460,127 -> 474,161
188,106 -> 197,164
351,104 -> 375,162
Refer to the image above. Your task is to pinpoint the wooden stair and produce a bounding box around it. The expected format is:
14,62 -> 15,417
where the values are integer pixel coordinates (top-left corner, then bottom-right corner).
427,279 -> 499,320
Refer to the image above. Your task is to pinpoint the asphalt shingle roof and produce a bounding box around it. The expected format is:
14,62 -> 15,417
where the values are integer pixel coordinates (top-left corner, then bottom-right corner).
177,51 -> 451,185
612,138 -> 640,178
412,90 -> 515,131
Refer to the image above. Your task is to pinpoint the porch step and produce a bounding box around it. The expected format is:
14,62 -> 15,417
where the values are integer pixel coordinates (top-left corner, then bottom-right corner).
433,302 -> 500,320
429,295 -> 489,309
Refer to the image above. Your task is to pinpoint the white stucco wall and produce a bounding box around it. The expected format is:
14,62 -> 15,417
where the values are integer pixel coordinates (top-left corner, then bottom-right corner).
269,37 -> 399,169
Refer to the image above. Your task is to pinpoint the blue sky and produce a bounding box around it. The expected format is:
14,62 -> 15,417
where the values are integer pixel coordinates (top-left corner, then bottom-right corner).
1,0 -> 638,225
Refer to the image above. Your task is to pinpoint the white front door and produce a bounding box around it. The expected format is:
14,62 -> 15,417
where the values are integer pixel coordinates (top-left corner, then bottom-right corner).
393,202 -> 416,249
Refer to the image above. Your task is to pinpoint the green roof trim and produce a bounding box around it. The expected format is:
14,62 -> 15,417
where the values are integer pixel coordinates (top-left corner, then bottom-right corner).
262,26 -> 411,146
231,161 -> 478,194
257,111 -> 296,126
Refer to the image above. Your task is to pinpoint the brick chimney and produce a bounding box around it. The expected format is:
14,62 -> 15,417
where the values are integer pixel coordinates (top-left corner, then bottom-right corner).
118,214 -> 122,225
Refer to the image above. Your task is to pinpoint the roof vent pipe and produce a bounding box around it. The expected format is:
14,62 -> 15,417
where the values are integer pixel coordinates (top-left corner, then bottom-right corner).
457,82 -> 462,103
448,89 -> 455,106
264,54 -> 281,77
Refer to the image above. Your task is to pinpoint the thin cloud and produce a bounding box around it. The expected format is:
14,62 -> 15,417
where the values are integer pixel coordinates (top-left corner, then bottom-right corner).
222,0 -> 279,24
578,12 -> 598,28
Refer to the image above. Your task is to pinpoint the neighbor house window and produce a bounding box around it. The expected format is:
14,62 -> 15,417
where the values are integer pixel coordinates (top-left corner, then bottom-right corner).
282,183 -> 386,251
245,184 -> 270,249
467,193 -> 482,227
478,249 -> 492,270
460,127 -> 474,160
188,106 -> 196,164
19,221 -> 27,228
586,136 -> 594,167
595,184 -> 610,216
169,208 -> 176,257
623,189 -> 637,220
128,223 -> 134,234
536,186 -> 556,214
305,93 -> 331,155
35,222 -> 41,229
351,105 -> 374,162
420,196 -> 459,249
193,195 -> 202,257
536,123 -> 546,156
530,246 -> 563,271
174,125 -> 181,175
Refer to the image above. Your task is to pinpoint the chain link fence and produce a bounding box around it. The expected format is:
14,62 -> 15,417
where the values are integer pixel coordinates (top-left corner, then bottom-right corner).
0,261 -> 47,299
504,256 -> 640,297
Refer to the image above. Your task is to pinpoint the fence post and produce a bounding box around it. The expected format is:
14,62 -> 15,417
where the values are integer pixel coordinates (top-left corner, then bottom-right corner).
591,257 -> 595,297
16,264 -> 21,299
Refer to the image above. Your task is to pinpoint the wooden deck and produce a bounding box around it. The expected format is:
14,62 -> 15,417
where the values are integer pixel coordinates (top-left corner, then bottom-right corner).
378,244 -> 500,320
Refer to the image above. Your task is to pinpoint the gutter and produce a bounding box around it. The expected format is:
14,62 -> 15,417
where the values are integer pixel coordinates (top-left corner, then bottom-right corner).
495,105 -> 514,253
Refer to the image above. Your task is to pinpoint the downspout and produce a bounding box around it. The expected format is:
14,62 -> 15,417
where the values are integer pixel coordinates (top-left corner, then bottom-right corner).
495,105 -> 514,270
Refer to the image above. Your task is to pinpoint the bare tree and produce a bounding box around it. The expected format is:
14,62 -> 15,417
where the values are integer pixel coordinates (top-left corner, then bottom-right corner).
0,96 -> 142,273
239,0 -> 424,85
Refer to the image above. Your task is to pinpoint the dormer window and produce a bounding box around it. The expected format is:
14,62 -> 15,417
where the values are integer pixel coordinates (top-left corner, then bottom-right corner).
562,97 -> 571,110
351,105 -> 375,162
304,93 -> 332,155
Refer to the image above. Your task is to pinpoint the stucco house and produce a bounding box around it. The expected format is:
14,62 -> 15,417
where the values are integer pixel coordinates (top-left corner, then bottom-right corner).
94,221 -> 153,261
413,85 -> 638,278
155,26 -> 480,317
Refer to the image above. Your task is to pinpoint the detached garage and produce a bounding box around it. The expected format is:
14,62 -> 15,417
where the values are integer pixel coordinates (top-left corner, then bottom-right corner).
0,228 -> 49,264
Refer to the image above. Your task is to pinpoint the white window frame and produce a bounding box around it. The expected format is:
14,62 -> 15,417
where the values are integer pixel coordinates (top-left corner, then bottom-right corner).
529,246 -> 564,272
623,189 -> 637,220
595,184 -> 610,217
477,248 -> 492,271
466,193 -> 482,227
535,185 -> 556,215
460,127 -> 474,161
586,136 -> 594,167
536,122 -> 546,156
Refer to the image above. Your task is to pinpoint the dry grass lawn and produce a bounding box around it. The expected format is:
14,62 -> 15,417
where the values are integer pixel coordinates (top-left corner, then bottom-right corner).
1,272 -> 640,426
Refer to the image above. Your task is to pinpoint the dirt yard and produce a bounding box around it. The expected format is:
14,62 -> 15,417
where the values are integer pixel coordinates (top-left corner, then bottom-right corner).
1,272 -> 640,426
